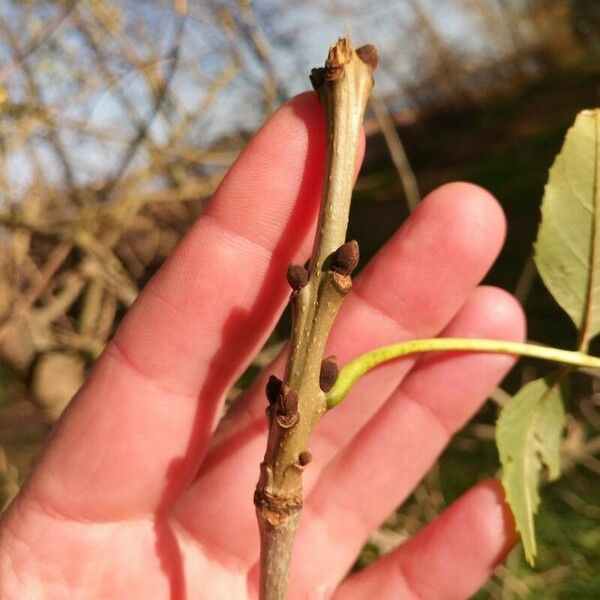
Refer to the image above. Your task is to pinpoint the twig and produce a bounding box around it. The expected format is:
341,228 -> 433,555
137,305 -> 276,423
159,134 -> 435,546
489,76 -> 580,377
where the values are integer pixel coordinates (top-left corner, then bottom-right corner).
78,280 -> 105,336
489,386 -> 513,407
102,11 -> 187,198
235,0 -> 286,113
254,39 -> 377,599
0,241 -> 73,344
370,94 -> 421,212
30,271 -> 85,324
0,1 -> 79,84
0,16 -> 77,195
514,254 -> 538,305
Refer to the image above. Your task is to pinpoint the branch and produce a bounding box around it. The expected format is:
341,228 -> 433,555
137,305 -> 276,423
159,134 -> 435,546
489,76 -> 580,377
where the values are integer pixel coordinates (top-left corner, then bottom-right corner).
0,15 -> 77,195
254,38 -> 377,600
102,10 -> 187,198
0,0 -> 79,84
370,94 -> 421,212
0,241 -> 73,345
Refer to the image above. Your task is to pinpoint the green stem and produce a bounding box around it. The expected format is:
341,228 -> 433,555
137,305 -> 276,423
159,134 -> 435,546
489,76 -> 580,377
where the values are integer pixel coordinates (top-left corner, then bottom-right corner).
327,338 -> 600,408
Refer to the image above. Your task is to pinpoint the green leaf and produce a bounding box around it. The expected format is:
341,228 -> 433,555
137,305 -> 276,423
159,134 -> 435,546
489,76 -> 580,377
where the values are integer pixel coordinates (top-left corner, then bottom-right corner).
534,110 -> 600,349
496,376 -> 566,566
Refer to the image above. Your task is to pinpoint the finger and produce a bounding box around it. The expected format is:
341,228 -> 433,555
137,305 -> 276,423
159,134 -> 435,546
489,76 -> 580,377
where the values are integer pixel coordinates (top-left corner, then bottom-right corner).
20,92 -> 347,520
287,286 -> 525,593
213,182 -> 507,446
174,184 -> 508,563
333,480 -> 517,600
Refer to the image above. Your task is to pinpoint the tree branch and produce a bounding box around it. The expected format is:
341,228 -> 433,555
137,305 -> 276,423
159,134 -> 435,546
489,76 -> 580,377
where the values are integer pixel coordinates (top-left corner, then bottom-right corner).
254,38 -> 377,600
370,94 -> 421,212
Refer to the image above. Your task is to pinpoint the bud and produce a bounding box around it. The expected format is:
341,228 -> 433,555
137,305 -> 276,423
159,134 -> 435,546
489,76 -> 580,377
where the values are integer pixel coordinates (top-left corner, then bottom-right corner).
319,356 -> 339,392
265,375 -> 282,405
278,388 -> 298,417
287,264 -> 308,291
298,451 -> 312,466
330,240 -> 359,276
325,37 -> 352,81
356,45 -> 378,71
276,388 -> 299,429
310,67 -> 326,91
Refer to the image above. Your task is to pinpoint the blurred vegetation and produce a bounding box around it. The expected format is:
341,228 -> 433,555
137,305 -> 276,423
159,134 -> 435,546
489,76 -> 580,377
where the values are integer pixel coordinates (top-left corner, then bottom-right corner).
0,1 -> 599,598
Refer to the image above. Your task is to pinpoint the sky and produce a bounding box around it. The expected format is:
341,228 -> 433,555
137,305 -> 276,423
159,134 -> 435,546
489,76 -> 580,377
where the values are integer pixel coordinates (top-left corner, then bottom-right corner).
0,0 -> 534,197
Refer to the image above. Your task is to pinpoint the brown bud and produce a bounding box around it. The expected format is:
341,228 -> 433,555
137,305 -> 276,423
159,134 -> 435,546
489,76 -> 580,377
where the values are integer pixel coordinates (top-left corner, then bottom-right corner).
276,412 -> 299,429
276,388 -> 299,428
298,451 -> 312,466
319,356 -> 339,392
287,264 -> 308,291
265,375 -> 282,405
325,37 -> 352,81
309,67 -> 326,91
330,240 -> 359,275
278,388 -> 298,417
356,45 -> 378,71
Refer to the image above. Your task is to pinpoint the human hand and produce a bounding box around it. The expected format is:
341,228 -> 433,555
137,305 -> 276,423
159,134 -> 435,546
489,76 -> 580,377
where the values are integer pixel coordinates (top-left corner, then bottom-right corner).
0,92 -> 523,599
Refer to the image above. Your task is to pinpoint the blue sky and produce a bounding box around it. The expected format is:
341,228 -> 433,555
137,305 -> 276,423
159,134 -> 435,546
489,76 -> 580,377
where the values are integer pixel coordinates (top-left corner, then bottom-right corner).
0,0 -> 528,197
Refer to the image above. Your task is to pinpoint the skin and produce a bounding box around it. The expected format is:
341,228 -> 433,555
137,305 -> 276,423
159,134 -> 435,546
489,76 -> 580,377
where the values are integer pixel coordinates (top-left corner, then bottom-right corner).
0,92 -> 522,600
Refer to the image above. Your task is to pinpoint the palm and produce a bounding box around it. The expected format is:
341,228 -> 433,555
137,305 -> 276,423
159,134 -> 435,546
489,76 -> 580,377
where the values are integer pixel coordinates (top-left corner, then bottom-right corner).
1,93 -> 521,600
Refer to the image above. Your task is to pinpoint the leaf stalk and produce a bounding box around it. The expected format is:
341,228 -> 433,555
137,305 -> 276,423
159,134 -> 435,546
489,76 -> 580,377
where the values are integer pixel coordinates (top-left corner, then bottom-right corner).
327,338 -> 600,408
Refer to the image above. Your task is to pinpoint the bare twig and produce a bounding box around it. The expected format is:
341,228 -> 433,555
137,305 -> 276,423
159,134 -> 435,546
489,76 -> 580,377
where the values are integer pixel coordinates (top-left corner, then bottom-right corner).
0,1 -> 79,84
514,254 -> 538,305
0,241 -> 73,344
0,16 -> 77,195
370,94 -> 421,212
235,0 -> 286,113
254,38 -> 376,600
30,271 -> 86,324
102,11 -> 187,198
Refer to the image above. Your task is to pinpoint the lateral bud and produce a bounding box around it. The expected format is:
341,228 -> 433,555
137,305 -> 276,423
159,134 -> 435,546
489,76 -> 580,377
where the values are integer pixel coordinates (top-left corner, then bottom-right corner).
325,37 -> 353,81
310,67 -> 326,91
298,451 -> 312,466
278,388 -> 298,415
287,263 -> 308,291
356,45 -> 378,71
276,388 -> 299,429
319,356 -> 339,392
330,240 -> 359,276
265,375 -> 282,405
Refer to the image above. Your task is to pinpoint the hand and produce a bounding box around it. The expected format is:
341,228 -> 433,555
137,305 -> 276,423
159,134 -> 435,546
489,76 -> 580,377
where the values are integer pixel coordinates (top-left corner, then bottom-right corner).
0,93 -> 523,600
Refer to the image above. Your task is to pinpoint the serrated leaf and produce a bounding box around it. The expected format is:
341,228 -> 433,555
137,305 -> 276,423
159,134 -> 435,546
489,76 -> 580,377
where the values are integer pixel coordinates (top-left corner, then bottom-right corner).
534,110 -> 600,349
496,376 -> 566,565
